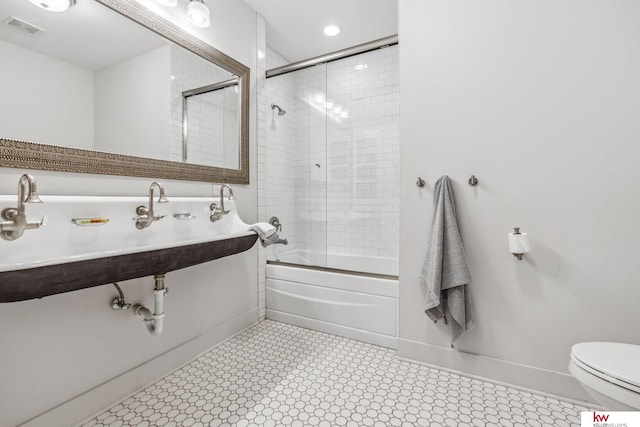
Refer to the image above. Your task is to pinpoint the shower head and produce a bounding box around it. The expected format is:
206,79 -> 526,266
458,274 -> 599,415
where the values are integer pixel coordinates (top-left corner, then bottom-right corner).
271,103 -> 286,116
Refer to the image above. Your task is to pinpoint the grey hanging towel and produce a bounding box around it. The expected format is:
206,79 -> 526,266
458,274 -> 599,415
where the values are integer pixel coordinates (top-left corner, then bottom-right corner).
421,175 -> 474,345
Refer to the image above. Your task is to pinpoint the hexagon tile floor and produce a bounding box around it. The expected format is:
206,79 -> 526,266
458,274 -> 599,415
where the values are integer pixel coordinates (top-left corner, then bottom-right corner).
81,320 -> 591,427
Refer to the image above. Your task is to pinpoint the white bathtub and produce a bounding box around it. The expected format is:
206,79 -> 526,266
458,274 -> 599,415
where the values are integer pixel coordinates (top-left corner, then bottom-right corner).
266,260 -> 398,349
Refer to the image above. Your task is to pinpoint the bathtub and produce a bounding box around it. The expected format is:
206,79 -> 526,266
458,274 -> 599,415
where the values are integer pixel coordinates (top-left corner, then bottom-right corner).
266,253 -> 398,348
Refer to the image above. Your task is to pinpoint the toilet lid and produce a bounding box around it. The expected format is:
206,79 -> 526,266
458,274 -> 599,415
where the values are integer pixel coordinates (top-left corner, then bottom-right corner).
572,342 -> 640,390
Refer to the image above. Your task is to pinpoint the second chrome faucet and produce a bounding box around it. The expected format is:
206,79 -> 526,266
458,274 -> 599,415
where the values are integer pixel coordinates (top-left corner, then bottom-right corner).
210,184 -> 235,222
135,182 -> 169,229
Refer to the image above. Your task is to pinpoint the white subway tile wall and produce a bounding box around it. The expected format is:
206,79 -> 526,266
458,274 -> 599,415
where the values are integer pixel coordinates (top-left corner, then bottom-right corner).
170,46 -> 238,168
264,45 -> 399,269
326,47 -> 399,261
291,63 -> 328,262
265,47 -> 302,262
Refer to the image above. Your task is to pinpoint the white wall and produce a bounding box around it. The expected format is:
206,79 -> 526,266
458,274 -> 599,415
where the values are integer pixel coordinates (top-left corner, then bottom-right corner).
0,0 -> 258,425
0,40 -> 94,149
95,45 -> 171,159
399,0 -> 640,401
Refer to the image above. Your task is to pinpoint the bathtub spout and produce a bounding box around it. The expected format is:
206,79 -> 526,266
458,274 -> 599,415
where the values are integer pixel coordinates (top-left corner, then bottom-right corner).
132,274 -> 167,336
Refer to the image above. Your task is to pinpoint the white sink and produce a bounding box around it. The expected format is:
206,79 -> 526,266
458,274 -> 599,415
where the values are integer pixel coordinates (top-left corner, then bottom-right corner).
0,195 -> 258,302
0,195 -> 251,271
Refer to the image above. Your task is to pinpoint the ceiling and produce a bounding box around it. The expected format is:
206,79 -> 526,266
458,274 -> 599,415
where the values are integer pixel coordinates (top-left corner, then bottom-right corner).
1,0 -> 398,70
0,0 -> 166,70
242,0 -> 398,63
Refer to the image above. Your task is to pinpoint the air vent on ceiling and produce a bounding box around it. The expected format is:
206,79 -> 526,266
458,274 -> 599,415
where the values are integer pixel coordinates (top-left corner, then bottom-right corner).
2,16 -> 45,35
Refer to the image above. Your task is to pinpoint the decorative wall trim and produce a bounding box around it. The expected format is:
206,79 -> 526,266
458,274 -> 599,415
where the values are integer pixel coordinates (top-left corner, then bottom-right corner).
397,338 -> 595,406
22,309 -> 260,427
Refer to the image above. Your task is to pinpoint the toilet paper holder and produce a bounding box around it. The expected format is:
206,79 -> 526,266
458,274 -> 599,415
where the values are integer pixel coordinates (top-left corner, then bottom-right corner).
508,227 -> 530,261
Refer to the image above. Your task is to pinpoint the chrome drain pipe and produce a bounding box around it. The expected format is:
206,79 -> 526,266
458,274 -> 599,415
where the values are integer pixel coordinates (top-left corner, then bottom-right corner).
132,274 -> 168,336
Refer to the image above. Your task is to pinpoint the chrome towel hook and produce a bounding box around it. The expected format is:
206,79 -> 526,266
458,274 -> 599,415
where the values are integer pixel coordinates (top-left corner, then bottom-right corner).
417,175 -> 477,187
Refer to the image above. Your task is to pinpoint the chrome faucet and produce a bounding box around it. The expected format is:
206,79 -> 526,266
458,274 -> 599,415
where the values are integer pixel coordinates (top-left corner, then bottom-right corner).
210,184 -> 235,222
135,182 -> 169,229
1,173 -> 47,241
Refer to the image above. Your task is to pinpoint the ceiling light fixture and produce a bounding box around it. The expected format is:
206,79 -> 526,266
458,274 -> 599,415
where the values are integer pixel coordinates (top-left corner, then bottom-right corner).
323,25 -> 340,37
186,0 -> 211,28
27,0 -> 76,12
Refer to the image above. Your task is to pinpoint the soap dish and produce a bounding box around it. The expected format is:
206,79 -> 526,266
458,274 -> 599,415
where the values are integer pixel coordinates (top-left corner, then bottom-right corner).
72,218 -> 110,226
173,213 -> 196,220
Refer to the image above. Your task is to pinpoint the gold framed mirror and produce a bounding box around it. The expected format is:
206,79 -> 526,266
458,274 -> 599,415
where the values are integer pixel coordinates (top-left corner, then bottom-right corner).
0,0 -> 249,184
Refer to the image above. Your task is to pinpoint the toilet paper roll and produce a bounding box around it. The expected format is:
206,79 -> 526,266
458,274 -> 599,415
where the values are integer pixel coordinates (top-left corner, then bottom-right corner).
508,232 -> 530,254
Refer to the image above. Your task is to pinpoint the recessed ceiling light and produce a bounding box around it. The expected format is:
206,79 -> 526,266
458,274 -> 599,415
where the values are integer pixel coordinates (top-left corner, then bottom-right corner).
323,25 -> 340,37
27,0 -> 76,12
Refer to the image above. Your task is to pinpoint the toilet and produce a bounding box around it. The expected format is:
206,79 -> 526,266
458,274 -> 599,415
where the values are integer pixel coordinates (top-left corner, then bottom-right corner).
569,342 -> 640,410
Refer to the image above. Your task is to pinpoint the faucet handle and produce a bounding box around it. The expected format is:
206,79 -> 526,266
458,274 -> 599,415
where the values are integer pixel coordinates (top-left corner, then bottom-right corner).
1,207 -> 18,221
24,214 -> 48,231
210,203 -> 224,222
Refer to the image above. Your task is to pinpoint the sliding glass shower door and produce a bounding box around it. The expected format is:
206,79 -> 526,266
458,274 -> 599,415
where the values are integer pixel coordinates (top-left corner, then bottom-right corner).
265,45 -> 399,276
266,63 -> 327,268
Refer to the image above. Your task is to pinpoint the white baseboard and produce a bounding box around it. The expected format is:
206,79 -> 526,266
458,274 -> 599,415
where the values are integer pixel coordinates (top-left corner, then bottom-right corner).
397,337 -> 596,406
267,309 -> 397,349
22,308 -> 259,427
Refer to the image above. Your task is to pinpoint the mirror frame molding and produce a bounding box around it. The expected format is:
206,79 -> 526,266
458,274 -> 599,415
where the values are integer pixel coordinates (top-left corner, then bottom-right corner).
0,0 -> 249,184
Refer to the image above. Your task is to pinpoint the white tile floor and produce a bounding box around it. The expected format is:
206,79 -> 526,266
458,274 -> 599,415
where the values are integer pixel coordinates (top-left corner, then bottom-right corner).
81,320 -> 590,427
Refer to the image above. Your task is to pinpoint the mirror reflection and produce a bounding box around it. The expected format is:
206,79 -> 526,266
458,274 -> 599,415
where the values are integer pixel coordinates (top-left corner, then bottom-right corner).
182,78 -> 240,169
0,0 -> 242,170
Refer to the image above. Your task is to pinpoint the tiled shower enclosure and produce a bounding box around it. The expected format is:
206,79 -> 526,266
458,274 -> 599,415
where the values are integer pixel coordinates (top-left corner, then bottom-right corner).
265,45 -> 399,276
